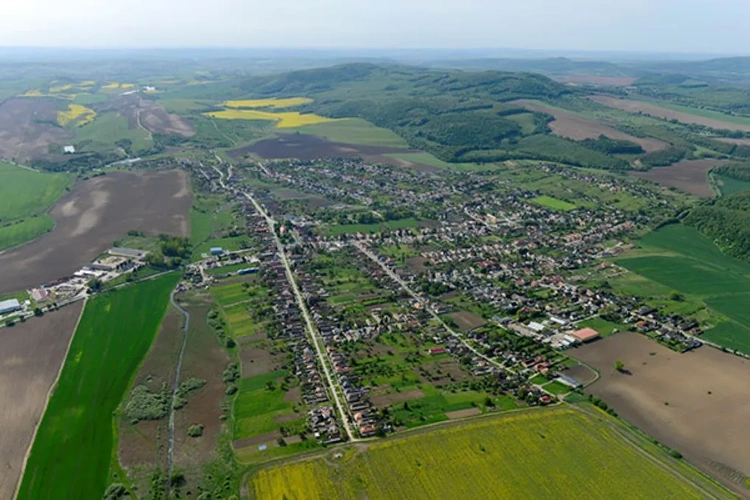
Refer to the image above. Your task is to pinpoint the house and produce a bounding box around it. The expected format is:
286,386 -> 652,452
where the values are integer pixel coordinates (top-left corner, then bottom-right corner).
428,347 -> 447,355
571,327 -> 600,343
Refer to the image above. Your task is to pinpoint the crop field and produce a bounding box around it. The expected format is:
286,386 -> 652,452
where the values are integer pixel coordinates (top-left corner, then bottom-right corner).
531,195 -> 577,211
205,108 -> 337,128
0,215 -> 55,251
56,103 -> 96,127
250,407 -> 722,499
101,82 -> 135,91
17,274 -> 180,500
715,174 -> 750,195
287,118 -> 409,148
631,159 -> 727,197
223,97 -> 313,108
590,95 -> 750,132
74,111 -> 152,153
512,99 -> 667,152
616,224 -> 750,353
0,302 -> 84,500
571,333 -> 750,495
233,370 -> 297,440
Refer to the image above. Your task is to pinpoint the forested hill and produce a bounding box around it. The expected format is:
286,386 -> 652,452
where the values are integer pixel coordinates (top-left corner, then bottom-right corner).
685,191 -> 750,262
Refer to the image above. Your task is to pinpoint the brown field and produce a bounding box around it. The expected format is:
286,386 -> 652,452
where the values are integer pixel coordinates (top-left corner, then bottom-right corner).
564,364 -> 598,386
0,169 -> 191,295
0,301 -> 84,500
554,74 -> 637,87
512,99 -> 667,152
240,347 -> 277,377
370,389 -> 425,407
630,159 -> 727,197
109,95 -> 194,137
445,408 -> 481,419
118,310 -> 181,492
0,98 -> 73,160
230,134 -> 415,162
450,311 -> 487,332
717,137 -> 750,146
590,95 -> 750,133
570,333 -> 750,495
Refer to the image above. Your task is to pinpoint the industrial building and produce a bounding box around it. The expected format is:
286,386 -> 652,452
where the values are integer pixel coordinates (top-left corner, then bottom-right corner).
0,298 -> 22,315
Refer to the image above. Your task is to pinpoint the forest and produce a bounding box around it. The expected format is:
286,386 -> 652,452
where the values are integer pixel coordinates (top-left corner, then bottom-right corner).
684,192 -> 750,261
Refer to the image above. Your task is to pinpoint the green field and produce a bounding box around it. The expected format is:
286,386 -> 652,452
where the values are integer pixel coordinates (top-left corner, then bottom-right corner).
646,99 -> 750,127
385,152 -> 482,170
716,174 -> 750,195
531,195 -> 577,211
17,274 -> 179,500
0,162 -> 70,249
617,224 -> 750,353
234,370 -> 296,440
577,317 -> 627,337
250,407 -> 725,499
74,112 -> 153,153
288,118 -> 409,148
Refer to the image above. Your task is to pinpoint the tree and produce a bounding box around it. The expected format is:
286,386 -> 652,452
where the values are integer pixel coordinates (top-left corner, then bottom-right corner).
33,307 -> 44,317
615,360 -> 625,373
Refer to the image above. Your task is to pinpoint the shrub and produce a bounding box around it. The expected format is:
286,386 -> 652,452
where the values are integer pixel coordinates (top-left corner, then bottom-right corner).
188,424 -> 204,438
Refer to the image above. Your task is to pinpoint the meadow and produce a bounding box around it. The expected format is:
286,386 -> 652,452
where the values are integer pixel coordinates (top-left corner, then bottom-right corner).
250,407 -> 719,499
616,224 -> 750,353
0,215 -> 54,251
716,174 -> 750,195
74,112 -> 152,153
532,195 -> 577,211
288,118 -> 408,148
16,274 -> 180,500
233,370 -> 297,440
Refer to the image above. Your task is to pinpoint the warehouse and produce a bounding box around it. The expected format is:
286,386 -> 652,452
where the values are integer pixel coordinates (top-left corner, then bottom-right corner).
0,298 -> 22,315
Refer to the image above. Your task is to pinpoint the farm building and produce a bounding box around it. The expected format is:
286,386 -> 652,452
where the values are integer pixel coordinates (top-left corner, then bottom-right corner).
109,247 -> 148,259
528,321 -> 546,333
0,298 -> 22,315
572,327 -> 600,343
210,247 -> 224,256
63,145 -> 76,154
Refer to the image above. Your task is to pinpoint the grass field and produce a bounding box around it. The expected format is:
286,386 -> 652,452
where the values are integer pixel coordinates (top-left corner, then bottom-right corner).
74,112 -> 153,153
234,370 -> 295,440
577,317 -> 628,337
617,224 -> 750,353
17,274 -> 179,500
250,407 -> 721,499
288,118 -> 408,148
532,195 -> 577,211
0,215 -> 55,251
716,174 -> 750,195
385,151 -> 481,170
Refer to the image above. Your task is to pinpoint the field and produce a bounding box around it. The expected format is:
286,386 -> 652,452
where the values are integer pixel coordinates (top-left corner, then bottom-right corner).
0,98 -> 73,159
590,95 -> 750,132
715,174 -> 750,195
531,195 -> 577,211
512,99 -> 667,152
17,274 -> 180,500
0,302 -> 84,500
250,406 -> 723,499
74,111 -> 153,153
223,97 -> 313,109
233,133 -> 411,162
616,224 -> 750,353
631,159 -> 727,197
110,95 -> 194,137
56,104 -> 96,127
571,333 -> 750,495
0,170 -> 191,295
206,109 -> 337,128
287,118 -> 409,148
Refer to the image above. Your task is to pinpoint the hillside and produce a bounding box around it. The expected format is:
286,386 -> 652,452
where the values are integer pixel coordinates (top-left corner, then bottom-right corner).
685,191 -> 750,261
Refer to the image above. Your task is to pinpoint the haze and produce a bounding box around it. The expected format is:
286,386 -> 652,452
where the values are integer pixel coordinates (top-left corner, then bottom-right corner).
0,0 -> 747,55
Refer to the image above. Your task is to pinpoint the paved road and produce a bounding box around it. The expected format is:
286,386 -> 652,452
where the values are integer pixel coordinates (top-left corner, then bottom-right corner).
242,189 -> 357,442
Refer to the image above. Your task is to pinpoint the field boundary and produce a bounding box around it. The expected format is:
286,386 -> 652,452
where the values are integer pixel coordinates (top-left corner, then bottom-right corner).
12,298 -> 87,500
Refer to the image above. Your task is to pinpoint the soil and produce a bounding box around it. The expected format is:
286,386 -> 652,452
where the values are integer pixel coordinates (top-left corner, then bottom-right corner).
445,408 -> 481,419
233,431 -> 281,450
512,99 -> 668,152
239,347 -> 276,377
563,364 -> 598,385
450,311 -> 487,332
108,95 -> 194,137
0,301 -> 84,500
590,95 -> 750,133
630,159 -> 727,197
0,98 -> 73,160
370,390 -> 425,407
570,333 -> 750,496
230,134 -> 414,161
0,169 -> 191,295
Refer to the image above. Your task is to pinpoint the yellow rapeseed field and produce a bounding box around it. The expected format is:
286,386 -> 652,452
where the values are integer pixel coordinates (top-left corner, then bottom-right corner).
101,82 -> 135,90
49,83 -> 74,93
21,90 -> 46,97
250,407 -> 715,500
205,109 -> 336,128
57,104 -> 97,127
223,97 -> 313,109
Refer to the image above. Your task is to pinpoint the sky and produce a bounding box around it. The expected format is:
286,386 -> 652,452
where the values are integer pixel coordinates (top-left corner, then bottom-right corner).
0,0 -> 747,55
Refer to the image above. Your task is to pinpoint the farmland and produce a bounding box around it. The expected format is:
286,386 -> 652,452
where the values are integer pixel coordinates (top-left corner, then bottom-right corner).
223,97 -> 313,108
287,118 -> 409,148
631,159 -> 726,197
0,169 -> 191,295
205,109 -> 337,128
56,104 -> 96,127
571,333 -> 750,496
249,407 -> 723,499
74,111 -> 153,153
17,274 -> 180,500
616,224 -> 750,353
0,302 -> 84,500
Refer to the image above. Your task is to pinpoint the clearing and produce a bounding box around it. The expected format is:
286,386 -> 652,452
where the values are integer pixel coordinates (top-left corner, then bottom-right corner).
631,159 -> 727,198
590,95 -> 750,132
571,332 -> 750,496
249,406 -> 726,499
512,99 -> 667,152
17,274 -> 180,500
0,302 -> 84,500
0,170 -> 191,295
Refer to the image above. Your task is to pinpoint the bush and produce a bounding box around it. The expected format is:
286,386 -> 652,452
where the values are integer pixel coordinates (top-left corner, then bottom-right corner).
123,384 -> 169,423
668,449 -> 683,459
188,424 -> 204,437
103,483 -> 128,500
225,384 -> 238,395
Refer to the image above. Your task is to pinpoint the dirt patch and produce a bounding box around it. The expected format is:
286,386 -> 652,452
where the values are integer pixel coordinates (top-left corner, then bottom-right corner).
512,99 -> 667,153
0,301 -> 83,500
446,408 -> 481,419
406,256 -> 428,273
630,159 -> 727,197
370,389 -> 425,407
108,95 -> 194,137
0,169 -> 191,295
240,348 -> 274,377
590,95 -> 750,133
570,333 -> 750,495
118,310 -> 182,486
554,75 -> 637,87
233,431 -> 281,449
283,386 -> 301,404
229,134 -> 411,162
275,411 -> 303,424
0,98 -> 74,160
450,311 -> 486,332
562,364 -> 598,386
